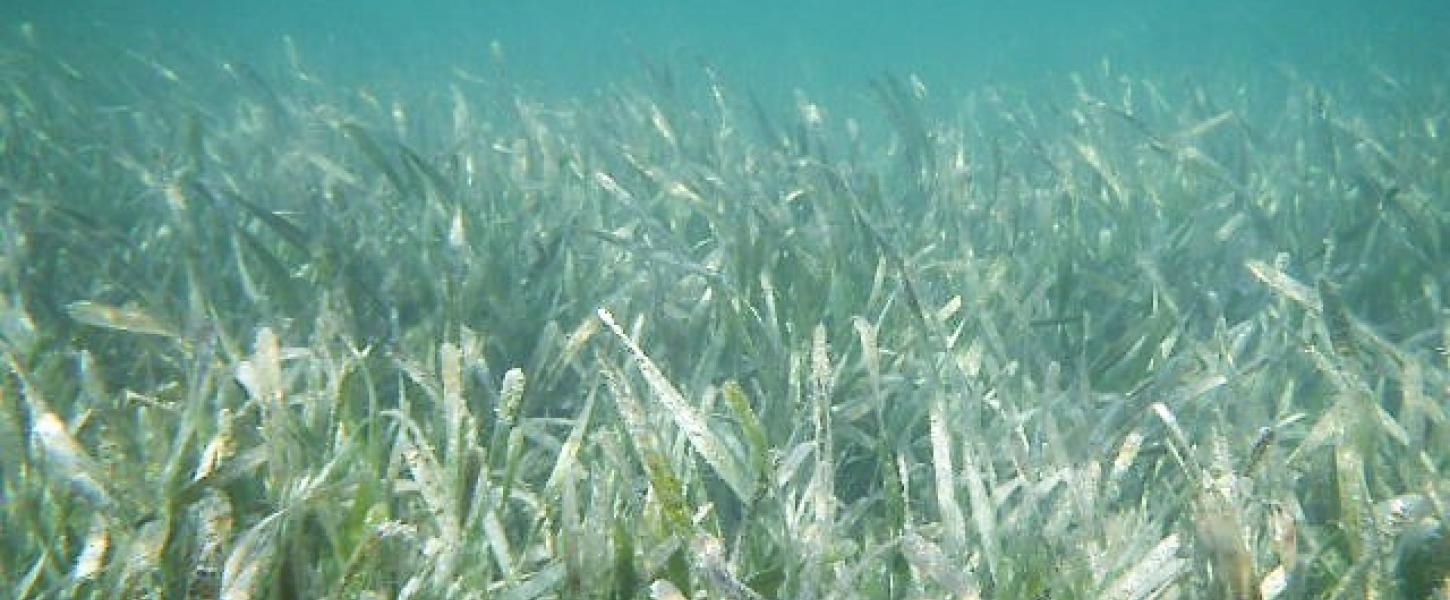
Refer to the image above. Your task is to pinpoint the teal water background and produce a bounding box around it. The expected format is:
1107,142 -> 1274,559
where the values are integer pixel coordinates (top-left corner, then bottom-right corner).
10,0 -> 1449,103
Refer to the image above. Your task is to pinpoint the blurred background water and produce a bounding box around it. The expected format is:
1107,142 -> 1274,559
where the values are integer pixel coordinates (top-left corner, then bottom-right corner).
11,0 -> 1449,105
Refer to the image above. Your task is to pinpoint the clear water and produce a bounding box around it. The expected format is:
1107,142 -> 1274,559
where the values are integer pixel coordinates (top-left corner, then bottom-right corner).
13,0 -> 1449,102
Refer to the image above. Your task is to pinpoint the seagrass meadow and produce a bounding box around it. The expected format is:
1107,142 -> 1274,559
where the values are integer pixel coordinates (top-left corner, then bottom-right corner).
3,24 -> 1450,600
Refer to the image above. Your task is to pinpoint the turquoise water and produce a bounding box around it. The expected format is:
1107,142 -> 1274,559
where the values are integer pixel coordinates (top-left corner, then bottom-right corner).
13,0 -> 1449,101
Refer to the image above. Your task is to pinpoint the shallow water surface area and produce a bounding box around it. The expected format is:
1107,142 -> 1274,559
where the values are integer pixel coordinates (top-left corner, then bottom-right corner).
1,1 -> 1447,599
12,0 -> 1450,95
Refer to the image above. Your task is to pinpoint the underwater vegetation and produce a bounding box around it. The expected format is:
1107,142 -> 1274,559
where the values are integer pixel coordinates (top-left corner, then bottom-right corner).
2,26 -> 1450,600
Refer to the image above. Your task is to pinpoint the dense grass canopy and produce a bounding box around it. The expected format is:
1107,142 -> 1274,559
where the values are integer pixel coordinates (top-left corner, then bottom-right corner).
1,29 -> 1448,599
